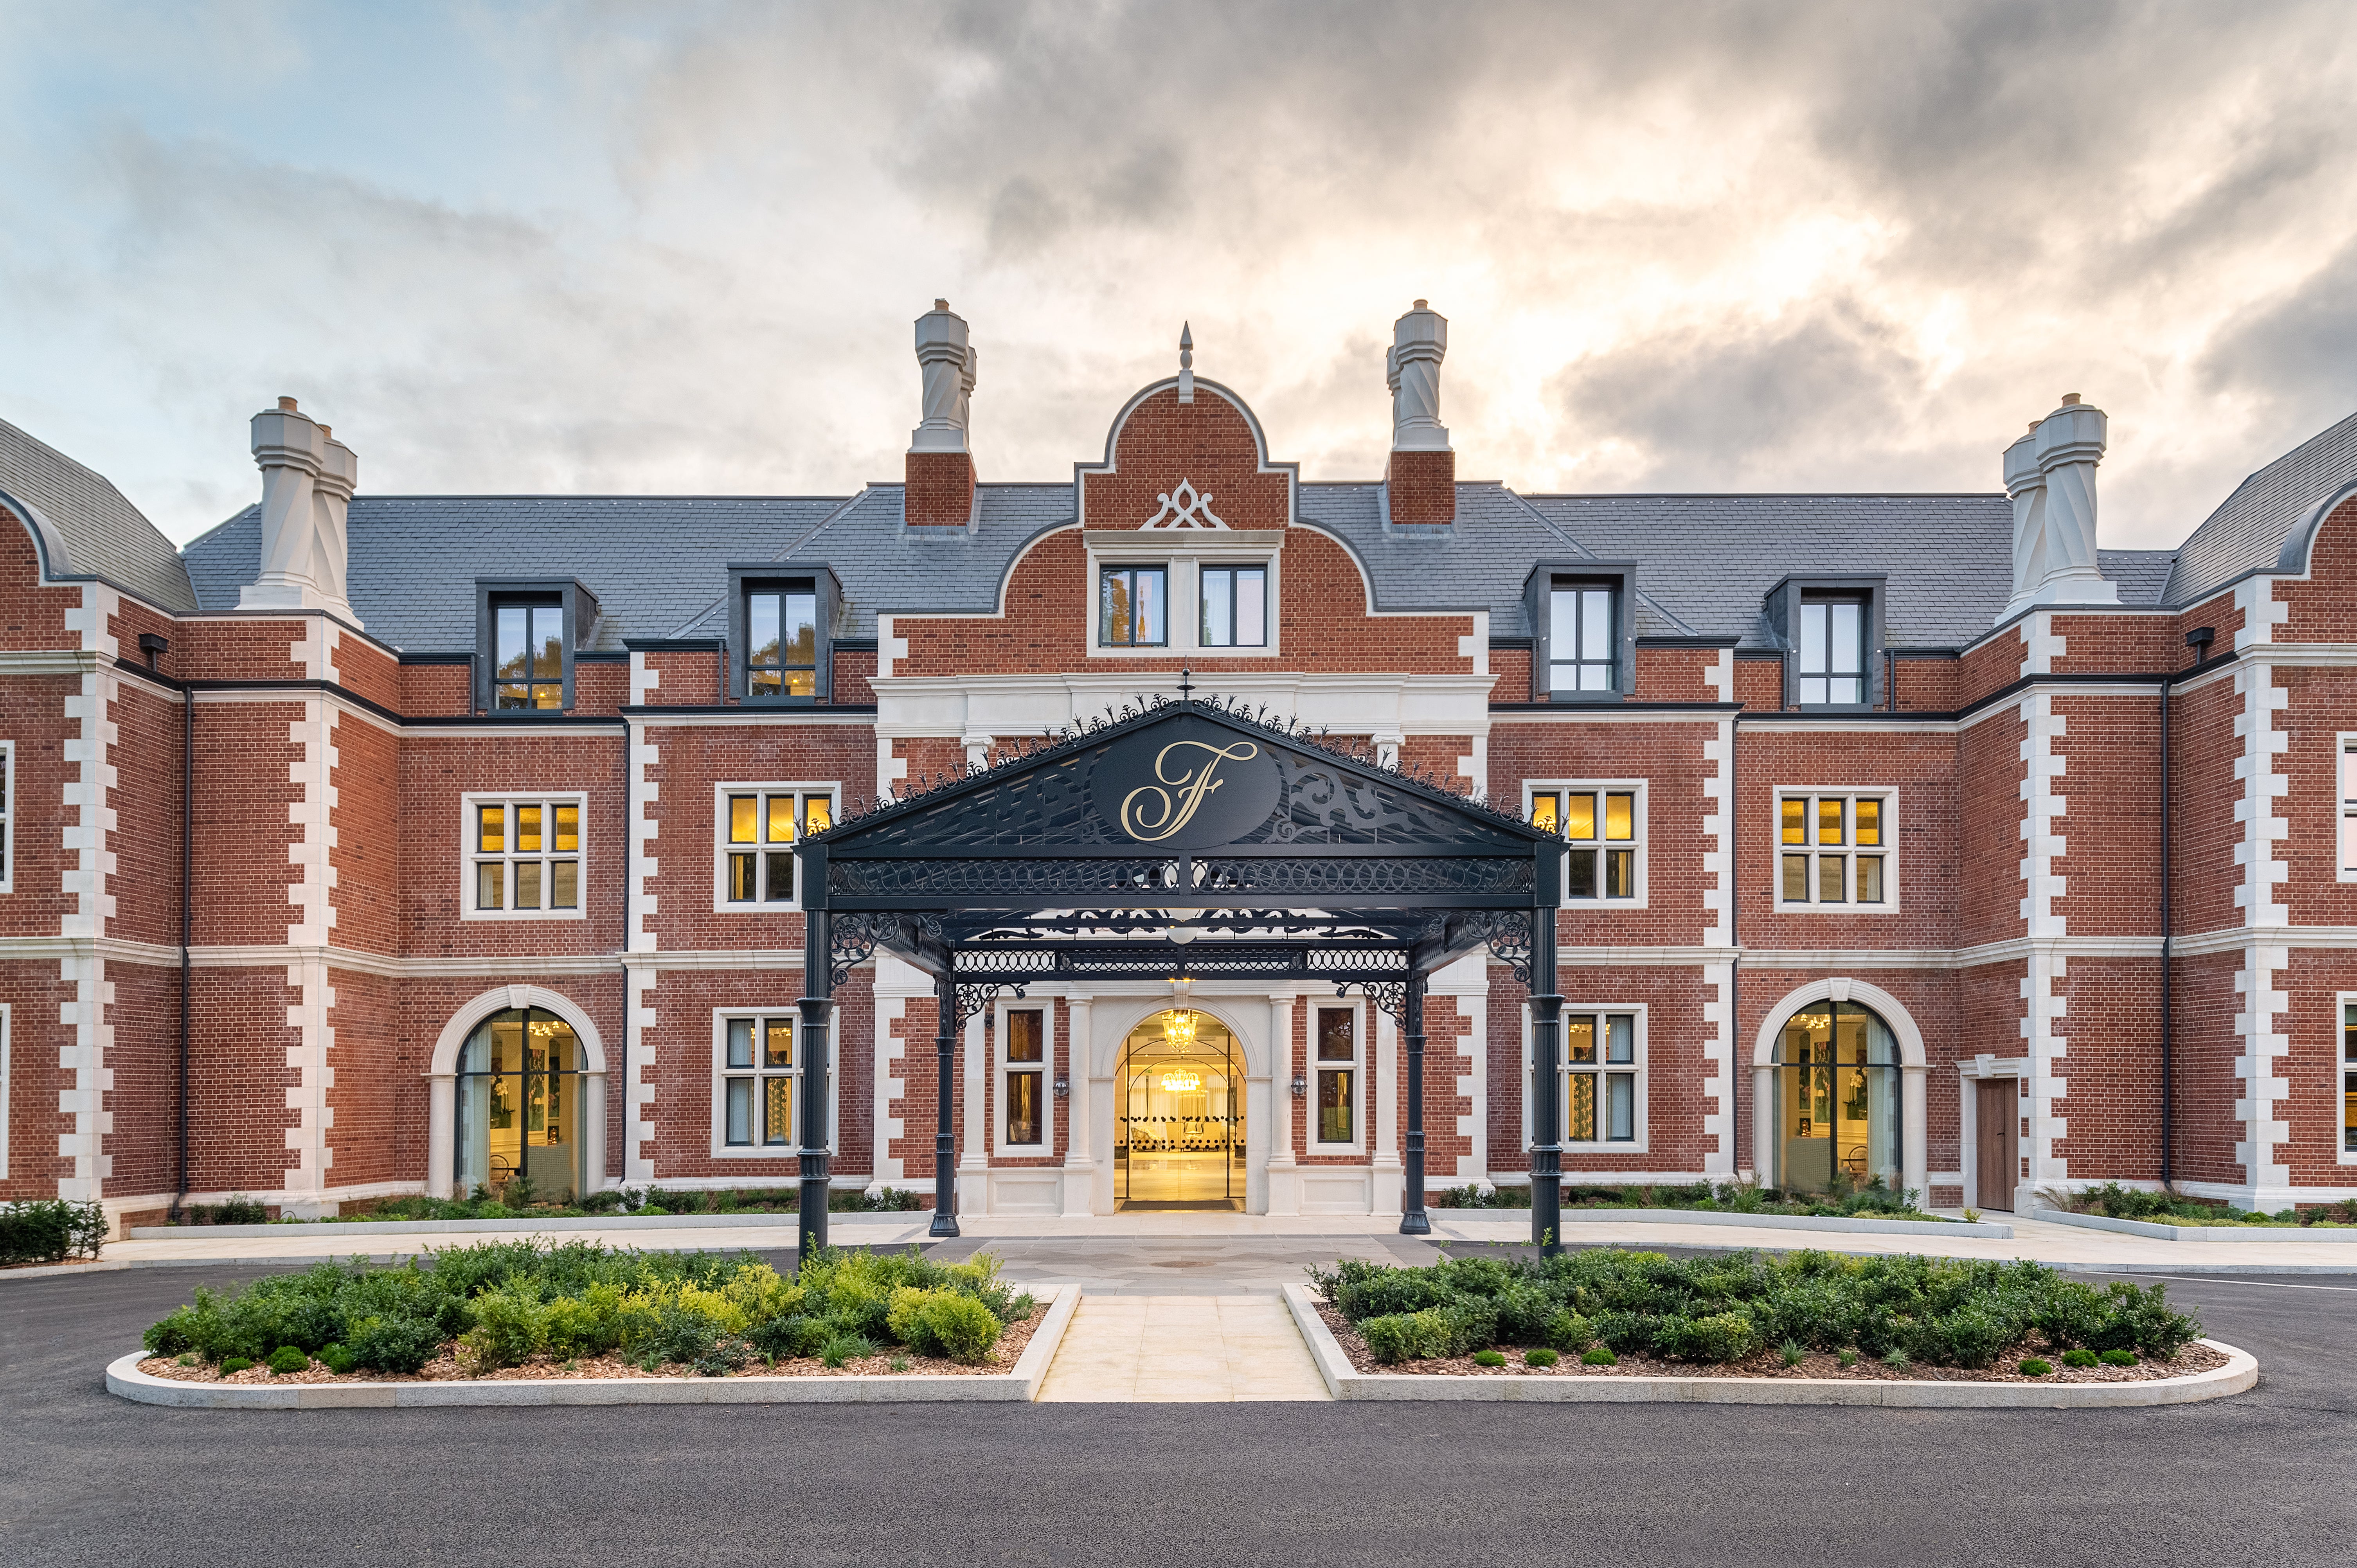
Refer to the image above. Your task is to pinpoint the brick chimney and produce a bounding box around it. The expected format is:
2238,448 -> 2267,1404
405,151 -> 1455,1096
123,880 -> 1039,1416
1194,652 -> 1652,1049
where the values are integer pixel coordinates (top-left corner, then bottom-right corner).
905,299 -> 977,527
1385,300 -> 1453,525
240,396 -> 361,626
1997,392 -> 2117,621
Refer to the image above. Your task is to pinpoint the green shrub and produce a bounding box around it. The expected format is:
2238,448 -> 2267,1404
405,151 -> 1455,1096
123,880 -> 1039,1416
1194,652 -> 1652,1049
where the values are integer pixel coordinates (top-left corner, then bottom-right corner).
1543,1310 -> 1594,1352
1524,1348 -> 1559,1367
181,1195 -> 268,1226
0,1199 -> 108,1262
2062,1348 -> 2099,1368
1881,1348 -> 1911,1369
920,1292 -> 1003,1363
1580,1347 -> 1617,1366
748,1314 -> 829,1361
265,1347 -> 309,1375
543,1283 -> 627,1358
1360,1309 -> 1456,1365
885,1286 -> 945,1356
1492,1284 -> 1557,1345
1440,1296 -> 1499,1356
2100,1348 -> 2138,1367
2019,1358 -> 2054,1376
1472,1350 -> 1507,1367
219,1357 -> 255,1374
818,1333 -> 873,1368
1837,1349 -> 1859,1368
1657,1311 -> 1758,1364
645,1187 -> 703,1215
462,1286 -> 549,1370
1329,1263 -> 1454,1321
1779,1339 -> 1805,1368
350,1314 -> 446,1374
318,1344 -> 358,1374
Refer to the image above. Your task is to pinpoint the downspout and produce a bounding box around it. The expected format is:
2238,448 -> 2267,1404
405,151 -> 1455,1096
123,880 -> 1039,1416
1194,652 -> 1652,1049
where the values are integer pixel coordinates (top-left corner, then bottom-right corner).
176,663 -> 193,1218
1728,707 -> 1742,1181
2164,626 -> 2217,1189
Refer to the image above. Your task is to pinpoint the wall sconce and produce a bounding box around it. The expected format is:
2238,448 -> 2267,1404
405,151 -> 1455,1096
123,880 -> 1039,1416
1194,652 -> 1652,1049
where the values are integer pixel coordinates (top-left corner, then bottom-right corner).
1053,1074 -> 1070,1100
1290,1074 -> 1308,1099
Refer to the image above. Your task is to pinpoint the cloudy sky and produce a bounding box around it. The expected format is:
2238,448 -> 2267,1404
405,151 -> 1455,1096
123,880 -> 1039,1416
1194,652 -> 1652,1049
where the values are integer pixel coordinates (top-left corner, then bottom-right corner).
3,2 -> 2354,549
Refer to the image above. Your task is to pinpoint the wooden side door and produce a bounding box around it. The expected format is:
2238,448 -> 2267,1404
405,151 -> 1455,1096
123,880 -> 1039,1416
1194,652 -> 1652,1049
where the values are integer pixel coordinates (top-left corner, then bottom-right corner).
1975,1079 -> 2017,1211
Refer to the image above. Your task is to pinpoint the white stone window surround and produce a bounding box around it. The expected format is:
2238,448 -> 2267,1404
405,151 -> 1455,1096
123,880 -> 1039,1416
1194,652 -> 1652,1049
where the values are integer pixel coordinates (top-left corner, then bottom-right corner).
1772,786 -> 1902,914
459,791 -> 588,922
2338,733 -> 2357,882
707,1007 -> 836,1160
1525,779 -> 1649,910
1306,997 -> 1367,1154
1084,528 -> 1285,661
2339,992 -> 2357,1167
993,997 -> 1058,1156
1519,1002 -> 1651,1157
0,740 -> 13,893
710,780 -> 839,914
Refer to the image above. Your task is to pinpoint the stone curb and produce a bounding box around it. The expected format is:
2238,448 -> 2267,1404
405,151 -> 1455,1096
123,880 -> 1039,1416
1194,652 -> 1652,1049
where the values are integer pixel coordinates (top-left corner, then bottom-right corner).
2033,1209 -> 2357,1243
104,1286 -> 1080,1408
0,1259 -> 136,1282
128,1212 -> 923,1240
1280,1285 -> 2257,1406
1542,1210 -> 2012,1238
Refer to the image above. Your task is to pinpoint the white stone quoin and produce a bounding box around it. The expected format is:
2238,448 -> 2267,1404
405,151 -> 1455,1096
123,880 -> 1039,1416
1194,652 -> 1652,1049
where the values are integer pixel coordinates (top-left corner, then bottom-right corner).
909,300 -> 977,454
240,397 -> 361,626
1999,394 -> 2118,620
1386,300 -> 1451,452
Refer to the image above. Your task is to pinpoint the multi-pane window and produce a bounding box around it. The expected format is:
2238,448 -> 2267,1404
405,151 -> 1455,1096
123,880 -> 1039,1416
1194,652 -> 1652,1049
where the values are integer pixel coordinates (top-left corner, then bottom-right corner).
0,741 -> 12,890
721,789 -> 832,906
1779,792 -> 1891,907
2341,743 -> 2357,874
1004,1009 -> 1047,1147
492,598 -> 565,709
1797,596 -> 1867,705
746,584 -> 819,698
1199,565 -> 1267,648
1313,1006 -> 1358,1146
721,1016 -> 797,1149
1548,581 -> 1617,694
1100,565 -> 1168,647
1564,1012 -> 1638,1144
1529,786 -> 1639,902
470,797 -> 582,915
2344,1003 -> 2356,1155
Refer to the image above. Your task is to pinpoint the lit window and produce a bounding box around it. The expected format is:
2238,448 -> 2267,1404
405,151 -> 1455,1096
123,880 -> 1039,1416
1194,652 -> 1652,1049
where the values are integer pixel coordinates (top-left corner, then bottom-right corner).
720,788 -> 833,908
1004,1009 -> 1047,1147
1101,565 -> 1168,647
746,584 -> 819,698
720,1015 -> 798,1149
1529,785 -> 1641,903
2345,1002 -> 2357,1155
493,599 -> 565,710
1199,565 -> 1267,648
1564,1012 -> 1640,1144
1779,792 -> 1891,908
1798,597 -> 1867,705
1313,1006 -> 1358,1147
1548,581 -> 1617,694
467,796 -> 583,917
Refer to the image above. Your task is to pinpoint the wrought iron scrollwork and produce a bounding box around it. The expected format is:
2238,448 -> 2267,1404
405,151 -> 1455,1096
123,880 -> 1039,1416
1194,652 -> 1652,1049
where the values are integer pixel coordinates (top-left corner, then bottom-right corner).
1334,974 -> 1411,1023
828,912 -> 899,987
953,980 -> 1028,1028
1458,910 -> 1533,985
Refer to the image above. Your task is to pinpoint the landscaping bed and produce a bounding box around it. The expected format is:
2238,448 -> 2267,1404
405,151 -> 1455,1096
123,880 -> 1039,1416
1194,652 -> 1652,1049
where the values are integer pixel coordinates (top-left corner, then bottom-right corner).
2046,1181 -> 2357,1229
1433,1179 -> 1949,1223
0,1200 -> 108,1266
138,1239 -> 1038,1383
1305,1246 -> 2208,1381
160,1185 -> 927,1226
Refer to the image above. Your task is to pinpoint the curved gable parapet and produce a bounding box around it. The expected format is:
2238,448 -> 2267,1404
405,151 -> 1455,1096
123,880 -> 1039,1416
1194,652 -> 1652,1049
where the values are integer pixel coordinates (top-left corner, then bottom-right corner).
2163,408 -> 2357,606
1074,377 -> 1298,532
0,485 -> 79,588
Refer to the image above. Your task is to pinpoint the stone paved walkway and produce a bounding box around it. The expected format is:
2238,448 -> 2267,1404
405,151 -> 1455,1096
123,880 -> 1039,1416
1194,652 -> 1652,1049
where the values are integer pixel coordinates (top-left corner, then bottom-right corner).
1036,1294 -> 1330,1402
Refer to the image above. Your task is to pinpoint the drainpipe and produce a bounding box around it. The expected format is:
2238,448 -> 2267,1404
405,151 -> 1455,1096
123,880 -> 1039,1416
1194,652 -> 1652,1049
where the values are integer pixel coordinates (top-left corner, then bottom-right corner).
139,633 -> 193,1219
2164,626 -> 2216,1189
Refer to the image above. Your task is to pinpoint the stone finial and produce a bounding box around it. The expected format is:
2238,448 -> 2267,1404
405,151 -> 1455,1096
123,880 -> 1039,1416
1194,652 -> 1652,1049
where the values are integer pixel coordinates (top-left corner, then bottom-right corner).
910,301 -> 974,455
1178,322 -> 1194,404
1387,300 -> 1450,452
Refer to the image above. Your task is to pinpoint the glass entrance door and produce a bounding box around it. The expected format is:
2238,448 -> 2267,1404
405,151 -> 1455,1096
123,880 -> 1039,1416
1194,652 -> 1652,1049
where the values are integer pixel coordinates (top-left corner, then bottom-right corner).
454,1007 -> 583,1202
1114,1008 -> 1244,1212
1773,1000 -> 1900,1195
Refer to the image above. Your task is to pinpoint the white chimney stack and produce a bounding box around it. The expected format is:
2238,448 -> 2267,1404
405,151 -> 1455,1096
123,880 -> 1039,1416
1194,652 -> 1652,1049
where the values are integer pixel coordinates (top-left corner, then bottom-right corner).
240,396 -> 361,627
1386,300 -> 1451,452
1998,393 -> 2116,621
909,300 -> 975,454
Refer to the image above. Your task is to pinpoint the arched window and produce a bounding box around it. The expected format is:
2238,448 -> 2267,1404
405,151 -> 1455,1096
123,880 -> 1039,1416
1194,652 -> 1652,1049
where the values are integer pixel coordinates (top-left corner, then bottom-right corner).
1771,1000 -> 1900,1196
454,1007 -> 583,1201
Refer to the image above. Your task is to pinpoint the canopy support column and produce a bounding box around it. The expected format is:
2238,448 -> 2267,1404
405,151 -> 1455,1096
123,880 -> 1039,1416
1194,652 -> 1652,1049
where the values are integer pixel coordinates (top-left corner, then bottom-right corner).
1529,910 -> 1563,1257
931,965 -> 961,1237
796,910 -> 835,1261
1400,967 -> 1431,1236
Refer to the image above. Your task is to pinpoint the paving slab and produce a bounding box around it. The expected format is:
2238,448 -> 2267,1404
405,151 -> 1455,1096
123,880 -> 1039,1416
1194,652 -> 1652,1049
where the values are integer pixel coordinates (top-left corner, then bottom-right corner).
1038,1294 -> 1330,1402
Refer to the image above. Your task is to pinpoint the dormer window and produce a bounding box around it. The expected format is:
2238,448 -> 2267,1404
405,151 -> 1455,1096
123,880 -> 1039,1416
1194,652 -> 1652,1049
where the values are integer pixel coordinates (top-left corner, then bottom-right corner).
1798,595 -> 1867,706
475,579 -> 596,714
1525,562 -> 1637,703
728,563 -> 839,703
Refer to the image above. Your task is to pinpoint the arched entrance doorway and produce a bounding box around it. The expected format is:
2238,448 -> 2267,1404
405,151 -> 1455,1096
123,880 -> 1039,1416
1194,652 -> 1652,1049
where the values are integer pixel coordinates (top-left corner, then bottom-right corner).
1771,1000 -> 1901,1194
454,1007 -> 586,1201
1114,1007 -> 1245,1211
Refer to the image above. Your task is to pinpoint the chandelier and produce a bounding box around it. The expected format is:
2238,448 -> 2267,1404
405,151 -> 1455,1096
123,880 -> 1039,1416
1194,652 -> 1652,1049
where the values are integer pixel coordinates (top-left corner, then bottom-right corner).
1158,1068 -> 1203,1093
1165,1009 -> 1198,1047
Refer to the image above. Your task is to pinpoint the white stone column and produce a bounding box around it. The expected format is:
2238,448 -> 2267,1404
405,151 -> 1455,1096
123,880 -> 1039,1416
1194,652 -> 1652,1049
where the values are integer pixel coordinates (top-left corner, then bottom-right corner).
1372,1005 -> 1403,1216
959,1011 -> 989,1215
1751,1065 -> 1777,1187
1264,993 -> 1301,1214
1061,994 -> 1096,1216
426,1072 -> 457,1198
582,1072 -> 606,1200
1902,1065 -> 1927,1203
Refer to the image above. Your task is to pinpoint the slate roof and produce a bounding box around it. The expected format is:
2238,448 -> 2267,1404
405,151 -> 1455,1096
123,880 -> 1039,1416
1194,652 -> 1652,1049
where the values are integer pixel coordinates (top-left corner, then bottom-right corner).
2162,410 -> 2357,607
0,417 -> 198,612
2099,549 -> 2176,607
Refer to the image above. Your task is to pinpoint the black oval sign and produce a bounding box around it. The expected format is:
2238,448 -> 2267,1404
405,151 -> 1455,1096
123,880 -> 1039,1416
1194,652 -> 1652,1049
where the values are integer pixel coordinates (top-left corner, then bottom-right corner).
1088,717 -> 1284,849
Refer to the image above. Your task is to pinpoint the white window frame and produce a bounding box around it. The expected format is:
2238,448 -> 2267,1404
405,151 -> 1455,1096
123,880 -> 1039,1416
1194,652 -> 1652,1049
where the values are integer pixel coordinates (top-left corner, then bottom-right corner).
994,999 -> 1056,1154
1526,780 -> 1648,910
709,1007 -> 837,1160
2340,991 -> 2357,1166
1307,998 -> 1366,1154
711,782 -> 838,913
1773,788 -> 1900,914
0,741 -> 14,893
1518,1002 -> 1651,1157
460,792 -> 587,922
2337,734 -> 2357,881
1085,530 -> 1285,660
